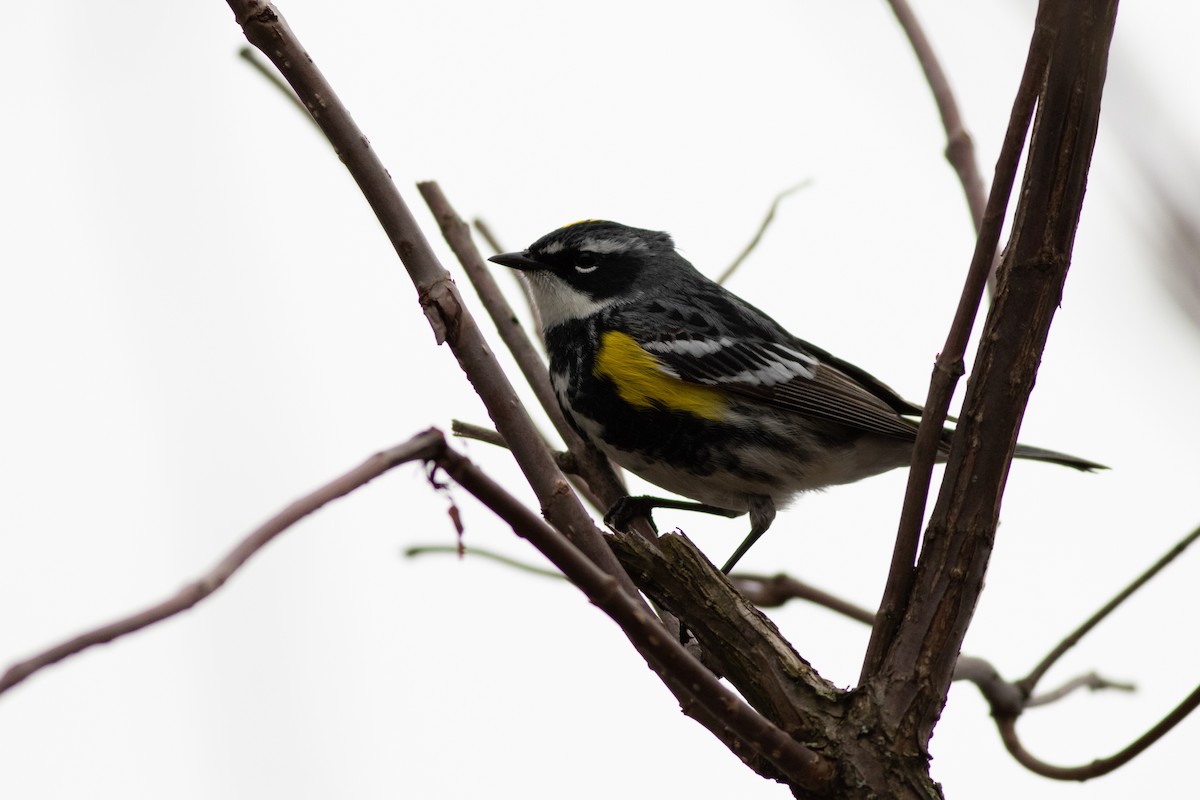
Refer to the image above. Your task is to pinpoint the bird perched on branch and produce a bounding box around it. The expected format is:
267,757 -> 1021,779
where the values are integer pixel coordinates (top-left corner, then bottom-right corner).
490,220 -> 1103,573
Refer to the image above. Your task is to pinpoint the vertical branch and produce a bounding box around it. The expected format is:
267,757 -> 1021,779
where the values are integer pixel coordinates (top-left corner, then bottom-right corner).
867,0 -> 1120,749
860,10 -> 1051,683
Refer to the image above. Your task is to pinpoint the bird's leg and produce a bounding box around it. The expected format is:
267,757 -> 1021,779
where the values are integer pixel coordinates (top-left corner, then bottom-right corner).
603,495 -> 743,533
719,495 -> 776,574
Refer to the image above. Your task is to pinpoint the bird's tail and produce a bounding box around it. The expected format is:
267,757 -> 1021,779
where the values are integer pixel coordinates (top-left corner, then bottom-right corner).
1012,443 -> 1108,472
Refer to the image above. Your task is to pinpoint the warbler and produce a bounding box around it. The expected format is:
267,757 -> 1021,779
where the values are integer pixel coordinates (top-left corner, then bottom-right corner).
489,220 -> 1103,573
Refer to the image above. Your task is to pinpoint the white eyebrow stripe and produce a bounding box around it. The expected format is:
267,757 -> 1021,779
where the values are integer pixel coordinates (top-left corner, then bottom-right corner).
540,241 -> 565,255
579,236 -> 647,254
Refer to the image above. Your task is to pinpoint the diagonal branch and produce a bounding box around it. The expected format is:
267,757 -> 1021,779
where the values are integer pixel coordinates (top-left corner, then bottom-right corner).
1,431 -> 446,697
432,437 -> 835,792
715,180 -> 810,285
225,0 -> 636,593
417,182 -> 577,448
1019,524 -> 1200,695
417,183 -> 635,517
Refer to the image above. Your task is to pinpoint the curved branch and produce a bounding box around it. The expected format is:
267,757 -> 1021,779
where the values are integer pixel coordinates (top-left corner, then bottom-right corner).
997,682 -> 1200,780
1,431 -> 446,697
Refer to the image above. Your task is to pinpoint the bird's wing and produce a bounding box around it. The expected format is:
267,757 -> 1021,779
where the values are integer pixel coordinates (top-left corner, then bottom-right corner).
615,296 -> 924,441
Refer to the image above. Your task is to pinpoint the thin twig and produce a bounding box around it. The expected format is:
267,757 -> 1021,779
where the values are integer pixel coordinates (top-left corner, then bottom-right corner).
885,0 -> 987,234
405,544 -> 565,580
953,656 -> 1134,719
731,572 -> 876,624
1018,524 -> 1200,695
472,217 -> 544,336
450,419 -> 611,516
998,681 -> 1200,780
418,182 -> 579,448
237,46 -> 315,125
472,218 -> 504,254
0,431 -> 445,696
859,14 -> 1051,684
715,180 -> 810,285
228,0 -> 635,594
1025,672 -> 1135,708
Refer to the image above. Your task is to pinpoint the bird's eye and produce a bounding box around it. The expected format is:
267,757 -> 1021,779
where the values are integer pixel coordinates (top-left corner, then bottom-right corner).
574,252 -> 599,274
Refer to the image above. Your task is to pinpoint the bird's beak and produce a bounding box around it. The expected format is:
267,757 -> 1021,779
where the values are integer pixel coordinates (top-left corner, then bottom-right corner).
488,251 -> 544,272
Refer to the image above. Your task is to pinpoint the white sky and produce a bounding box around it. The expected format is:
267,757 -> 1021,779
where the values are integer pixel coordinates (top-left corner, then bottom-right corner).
2,1 -> 1198,798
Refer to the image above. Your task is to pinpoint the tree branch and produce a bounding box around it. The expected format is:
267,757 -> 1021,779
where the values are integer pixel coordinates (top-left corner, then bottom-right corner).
419,184 -> 636,519
885,0 -> 987,233
225,0 -> 637,594
1019,524 -> 1200,695
860,0 -> 1052,684
864,0 -> 1120,752
1,431 -> 446,697
715,180 -> 810,285
432,438 -> 836,792
997,682 -> 1200,780
417,182 -> 578,449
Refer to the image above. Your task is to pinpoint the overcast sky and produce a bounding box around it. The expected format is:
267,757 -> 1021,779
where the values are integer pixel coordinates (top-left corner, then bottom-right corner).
2,2 -> 1198,798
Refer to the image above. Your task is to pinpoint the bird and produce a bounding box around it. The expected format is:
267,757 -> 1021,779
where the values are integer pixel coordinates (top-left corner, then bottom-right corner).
488,220 -> 1104,573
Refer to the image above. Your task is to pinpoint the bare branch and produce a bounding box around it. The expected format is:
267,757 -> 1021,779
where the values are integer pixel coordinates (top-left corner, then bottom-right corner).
472,218 -> 504,254
224,4 -> 842,787
433,439 -> 835,792
418,182 -> 579,450
884,0 -> 987,233
953,657 -> 1133,720
715,180 -> 810,285
997,682 -> 1200,780
226,0 -> 636,593
863,0 -> 1120,752
1025,672 -> 1135,708
1020,524 -> 1200,695
471,217 -> 545,335
449,419 -> 609,516
0,431 -> 445,697
860,3 -> 1052,684
237,46 -> 314,125
404,544 -> 565,580
731,572 -> 876,624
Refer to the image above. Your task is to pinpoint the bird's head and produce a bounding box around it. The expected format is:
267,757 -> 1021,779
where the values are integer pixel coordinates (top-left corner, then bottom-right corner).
489,220 -> 679,329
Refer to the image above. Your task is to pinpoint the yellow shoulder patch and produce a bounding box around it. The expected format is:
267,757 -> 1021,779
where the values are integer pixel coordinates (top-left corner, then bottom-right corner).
593,331 -> 727,421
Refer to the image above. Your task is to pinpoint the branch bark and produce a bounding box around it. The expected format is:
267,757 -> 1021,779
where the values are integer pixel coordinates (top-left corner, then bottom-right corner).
225,0 -> 636,594
1,432 -> 446,696
863,0 -> 1120,753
